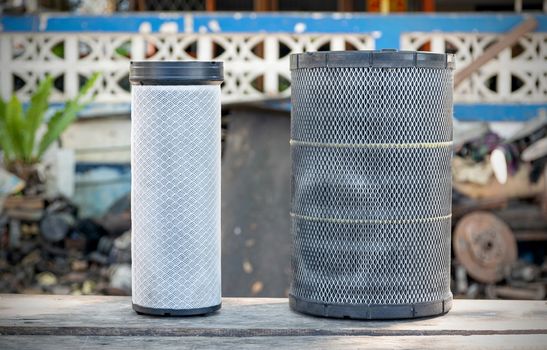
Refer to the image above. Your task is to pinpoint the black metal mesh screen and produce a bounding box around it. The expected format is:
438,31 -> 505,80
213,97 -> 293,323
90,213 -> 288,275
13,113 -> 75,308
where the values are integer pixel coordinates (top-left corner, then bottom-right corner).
290,65 -> 453,309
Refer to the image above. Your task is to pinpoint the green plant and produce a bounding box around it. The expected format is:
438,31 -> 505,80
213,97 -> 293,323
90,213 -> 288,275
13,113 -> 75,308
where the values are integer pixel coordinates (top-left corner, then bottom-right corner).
0,73 -> 99,167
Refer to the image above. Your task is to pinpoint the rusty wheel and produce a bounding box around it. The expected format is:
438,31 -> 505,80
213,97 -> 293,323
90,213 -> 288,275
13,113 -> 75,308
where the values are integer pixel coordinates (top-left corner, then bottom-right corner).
453,211 -> 517,284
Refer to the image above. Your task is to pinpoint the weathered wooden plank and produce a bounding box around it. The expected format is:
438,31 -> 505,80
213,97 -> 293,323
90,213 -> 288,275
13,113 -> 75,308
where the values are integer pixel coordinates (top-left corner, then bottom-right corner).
2,335 -> 547,350
0,295 -> 546,337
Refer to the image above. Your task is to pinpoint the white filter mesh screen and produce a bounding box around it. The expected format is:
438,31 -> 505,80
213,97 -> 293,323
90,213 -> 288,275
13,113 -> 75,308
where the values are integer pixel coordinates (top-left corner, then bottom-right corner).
131,84 -> 221,310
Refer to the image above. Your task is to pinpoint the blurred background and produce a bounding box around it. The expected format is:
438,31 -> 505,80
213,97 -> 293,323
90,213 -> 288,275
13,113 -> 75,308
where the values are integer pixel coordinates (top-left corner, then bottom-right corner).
0,0 -> 546,301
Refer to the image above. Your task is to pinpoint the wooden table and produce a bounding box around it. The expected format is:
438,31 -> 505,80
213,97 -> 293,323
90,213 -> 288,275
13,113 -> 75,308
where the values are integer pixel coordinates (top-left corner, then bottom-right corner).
0,294 -> 546,349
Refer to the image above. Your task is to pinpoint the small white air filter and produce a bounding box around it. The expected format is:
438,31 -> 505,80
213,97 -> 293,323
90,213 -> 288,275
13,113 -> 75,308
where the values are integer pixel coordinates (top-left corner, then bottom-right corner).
130,61 -> 223,316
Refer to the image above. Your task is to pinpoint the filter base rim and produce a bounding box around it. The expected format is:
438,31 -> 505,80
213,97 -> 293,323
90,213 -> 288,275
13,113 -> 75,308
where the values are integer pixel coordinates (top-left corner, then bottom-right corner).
132,302 -> 221,316
289,294 -> 452,320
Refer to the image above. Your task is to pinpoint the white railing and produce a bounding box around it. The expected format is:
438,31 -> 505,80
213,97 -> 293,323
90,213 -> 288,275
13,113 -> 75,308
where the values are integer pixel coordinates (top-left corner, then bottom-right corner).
0,33 -> 374,104
401,32 -> 547,103
1,31 -> 545,106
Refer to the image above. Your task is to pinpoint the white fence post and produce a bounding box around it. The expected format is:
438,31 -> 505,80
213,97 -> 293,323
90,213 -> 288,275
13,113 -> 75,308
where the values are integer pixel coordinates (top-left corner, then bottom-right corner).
0,35 -> 13,100
497,47 -> 512,101
431,35 -> 445,53
264,36 -> 279,96
330,36 -> 345,51
131,36 -> 145,61
64,36 -> 78,99
197,35 -> 213,60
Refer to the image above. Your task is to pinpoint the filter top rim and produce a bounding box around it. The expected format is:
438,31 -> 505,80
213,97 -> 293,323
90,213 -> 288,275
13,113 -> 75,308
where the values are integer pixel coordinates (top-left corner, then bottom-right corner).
130,61 -> 223,85
290,49 -> 455,70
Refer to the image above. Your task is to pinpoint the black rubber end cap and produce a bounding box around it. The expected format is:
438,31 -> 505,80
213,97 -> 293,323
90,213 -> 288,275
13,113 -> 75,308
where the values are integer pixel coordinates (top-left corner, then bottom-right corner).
289,295 -> 452,320
290,49 -> 455,70
132,303 -> 221,316
129,61 -> 223,85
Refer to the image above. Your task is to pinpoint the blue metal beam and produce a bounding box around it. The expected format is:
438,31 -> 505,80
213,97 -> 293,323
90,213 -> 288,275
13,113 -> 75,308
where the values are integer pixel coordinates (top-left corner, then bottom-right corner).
454,103 -> 547,122
256,100 -> 547,122
0,13 -> 187,33
58,101 -> 545,122
3,13 -> 546,49
2,13 -> 546,32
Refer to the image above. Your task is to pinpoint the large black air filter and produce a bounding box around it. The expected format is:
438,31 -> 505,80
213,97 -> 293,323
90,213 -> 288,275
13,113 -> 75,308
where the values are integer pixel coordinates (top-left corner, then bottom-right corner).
289,50 -> 454,319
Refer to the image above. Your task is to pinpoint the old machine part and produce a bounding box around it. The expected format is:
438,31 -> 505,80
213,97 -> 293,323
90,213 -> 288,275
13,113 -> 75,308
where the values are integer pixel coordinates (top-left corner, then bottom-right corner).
453,211 -> 517,284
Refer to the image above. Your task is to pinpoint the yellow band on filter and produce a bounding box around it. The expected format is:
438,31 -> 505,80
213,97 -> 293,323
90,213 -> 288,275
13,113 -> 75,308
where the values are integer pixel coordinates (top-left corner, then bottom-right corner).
290,212 -> 452,225
289,139 -> 453,149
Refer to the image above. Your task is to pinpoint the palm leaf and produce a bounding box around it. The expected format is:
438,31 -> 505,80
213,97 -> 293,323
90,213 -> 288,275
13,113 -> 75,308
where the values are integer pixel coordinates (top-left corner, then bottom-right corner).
0,99 -> 4,120
24,75 -> 53,160
0,98 -> 5,135
37,73 -> 99,158
5,96 -> 26,161
77,73 -> 100,100
0,98 -> 15,161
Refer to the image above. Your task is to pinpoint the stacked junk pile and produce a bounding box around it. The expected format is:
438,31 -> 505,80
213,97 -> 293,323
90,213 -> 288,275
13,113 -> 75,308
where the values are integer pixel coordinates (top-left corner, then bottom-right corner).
0,190 -> 132,296
452,113 -> 547,300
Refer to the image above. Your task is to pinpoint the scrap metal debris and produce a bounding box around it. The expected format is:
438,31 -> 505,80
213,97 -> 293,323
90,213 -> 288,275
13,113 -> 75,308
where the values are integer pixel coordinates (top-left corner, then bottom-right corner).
451,115 -> 547,300
251,281 -> 263,295
0,193 -> 132,296
453,211 -> 518,284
